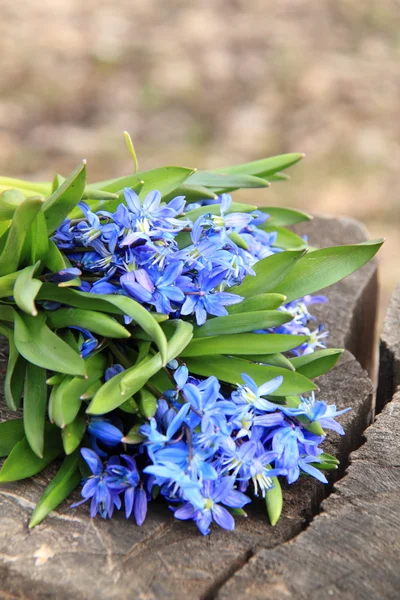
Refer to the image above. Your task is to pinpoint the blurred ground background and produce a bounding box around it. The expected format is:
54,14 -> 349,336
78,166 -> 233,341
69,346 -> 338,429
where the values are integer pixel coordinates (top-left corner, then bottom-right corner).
0,0 -> 399,324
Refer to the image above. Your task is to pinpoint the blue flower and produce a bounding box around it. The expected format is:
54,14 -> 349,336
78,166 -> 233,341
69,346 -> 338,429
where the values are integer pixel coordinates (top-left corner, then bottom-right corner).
180,268 -> 243,325
174,477 -> 250,535
231,374 -> 283,411
88,418 -> 124,447
71,449 -> 121,518
282,392 -> 350,435
106,454 -> 145,521
140,403 -> 191,456
47,267 -> 82,283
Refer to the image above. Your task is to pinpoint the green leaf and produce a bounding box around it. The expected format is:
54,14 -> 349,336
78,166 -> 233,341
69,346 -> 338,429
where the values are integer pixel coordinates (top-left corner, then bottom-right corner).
265,472 -> 283,526
4,336 -> 26,411
51,352 -> 106,427
138,388 -> 158,419
193,311 -> 293,338
230,250 -> 305,298
82,188 -> 119,201
227,293 -> 287,314
0,419 -> 25,457
289,349 -> 344,378
62,413 -> 87,455
258,206 -> 312,226
23,363 -> 48,458
37,286 -> 168,364
29,451 -> 81,528
122,424 -> 144,445
30,209 -> 49,266
0,177 -> 51,196
0,197 -> 44,276
14,311 -> 86,376
163,184 -> 217,203
271,240 -> 384,302
0,424 -> 62,482
184,355 -> 316,396
180,333 -> 309,357
87,320 -> 193,415
124,130 -> 139,173
45,308 -> 131,339
212,153 -> 304,179
42,162 -> 86,234
95,166 -> 194,198
236,353 -> 295,371
184,201 -> 257,224
0,271 -> 21,298
44,240 -> 68,272
187,170 -> 269,190
258,225 -> 307,250
14,262 -> 42,316
0,189 -> 25,220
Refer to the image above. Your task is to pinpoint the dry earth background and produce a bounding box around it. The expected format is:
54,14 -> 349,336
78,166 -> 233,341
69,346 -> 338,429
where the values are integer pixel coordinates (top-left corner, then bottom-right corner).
0,0 -> 399,325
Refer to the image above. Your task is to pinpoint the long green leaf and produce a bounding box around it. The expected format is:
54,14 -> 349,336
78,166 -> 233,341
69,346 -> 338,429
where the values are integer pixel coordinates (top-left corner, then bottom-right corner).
230,250 -> 305,298
259,225 -> 307,250
0,177 -> 51,196
184,355 -> 316,396
30,209 -> 49,265
13,262 -> 42,316
0,424 -> 62,482
271,240 -> 384,302
0,197 -> 44,276
184,202 -> 257,223
4,336 -> 26,411
193,311 -> 293,338
52,352 -> 106,427
87,320 -> 193,415
45,308 -> 131,339
62,413 -> 87,455
180,333 -> 309,357
0,189 -> 25,220
42,162 -> 86,234
95,166 -> 194,197
187,171 -> 269,189
163,184 -> 217,203
23,363 -> 48,458
235,353 -> 295,371
258,206 -> 312,226
0,419 -> 25,457
14,311 -> 86,376
0,271 -> 21,298
289,349 -> 343,378
227,293 -> 287,314
29,452 -> 81,528
265,472 -> 283,526
212,153 -> 304,178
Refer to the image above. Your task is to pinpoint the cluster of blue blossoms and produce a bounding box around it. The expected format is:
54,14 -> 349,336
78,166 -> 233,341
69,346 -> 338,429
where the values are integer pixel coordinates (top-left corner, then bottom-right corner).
54,188 -> 348,534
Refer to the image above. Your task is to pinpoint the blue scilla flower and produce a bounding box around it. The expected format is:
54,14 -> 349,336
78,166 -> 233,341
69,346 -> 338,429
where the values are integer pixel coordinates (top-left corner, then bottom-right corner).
144,461 -> 204,509
72,449 -> 121,518
88,417 -> 124,448
104,363 -> 125,381
218,440 -> 282,496
123,188 -> 186,235
140,403 -> 191,456
173,476 -> 250,536
281,392 -> 350,435
229,405 -> 284,439
210,194 -> 254,239
106,454 -> 147,522
52,219 -> 74,249
180,268 -> 243,326
67,326 -> 98,358
47,267 -> 82,283
231,374 -> 283,411
267,422 -> 320,484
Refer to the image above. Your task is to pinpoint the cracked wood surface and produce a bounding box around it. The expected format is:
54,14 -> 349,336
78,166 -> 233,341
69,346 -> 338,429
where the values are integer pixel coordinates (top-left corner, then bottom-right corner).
0,216 -> 378,599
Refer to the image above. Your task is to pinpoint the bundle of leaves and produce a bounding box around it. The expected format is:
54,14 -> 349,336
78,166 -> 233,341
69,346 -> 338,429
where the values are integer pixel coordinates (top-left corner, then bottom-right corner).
0,142 -> 382,534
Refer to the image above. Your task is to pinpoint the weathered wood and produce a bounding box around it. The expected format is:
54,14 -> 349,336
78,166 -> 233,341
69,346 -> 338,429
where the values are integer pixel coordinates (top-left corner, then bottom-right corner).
0,216 -> 378,599
377,283 -> 400,413
215,392 -> 400,600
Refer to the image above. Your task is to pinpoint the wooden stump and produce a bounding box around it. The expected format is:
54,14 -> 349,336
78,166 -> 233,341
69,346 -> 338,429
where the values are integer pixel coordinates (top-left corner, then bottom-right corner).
0,216 -> 380,599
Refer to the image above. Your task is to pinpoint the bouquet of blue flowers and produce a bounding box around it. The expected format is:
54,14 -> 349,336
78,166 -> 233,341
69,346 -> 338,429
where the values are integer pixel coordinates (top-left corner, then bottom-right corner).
0,137 -> 381,535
